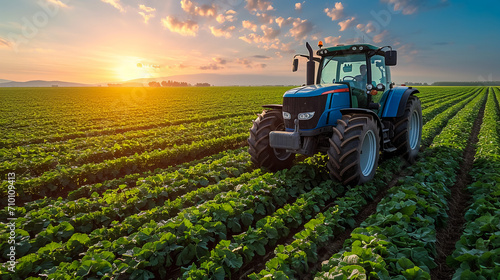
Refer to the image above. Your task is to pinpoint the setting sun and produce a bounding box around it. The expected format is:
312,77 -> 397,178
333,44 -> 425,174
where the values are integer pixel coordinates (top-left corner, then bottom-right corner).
114,57 -> 155,81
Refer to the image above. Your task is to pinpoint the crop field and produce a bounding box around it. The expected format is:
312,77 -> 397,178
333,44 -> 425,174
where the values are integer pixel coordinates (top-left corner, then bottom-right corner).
0,86 -> 499,280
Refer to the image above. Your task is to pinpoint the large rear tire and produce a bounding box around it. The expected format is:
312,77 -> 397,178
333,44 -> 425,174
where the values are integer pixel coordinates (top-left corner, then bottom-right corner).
391,95 -> 422,163
327,114 -> 381,186
248,110 -> 295,171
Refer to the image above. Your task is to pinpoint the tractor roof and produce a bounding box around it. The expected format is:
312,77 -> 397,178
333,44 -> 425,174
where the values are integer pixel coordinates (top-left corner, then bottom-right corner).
316,43 -> 384,56
324,43 -> 379,52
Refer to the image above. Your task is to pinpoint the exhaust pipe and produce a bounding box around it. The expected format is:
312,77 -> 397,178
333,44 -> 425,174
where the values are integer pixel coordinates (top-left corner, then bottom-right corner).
306,42 -> 315,85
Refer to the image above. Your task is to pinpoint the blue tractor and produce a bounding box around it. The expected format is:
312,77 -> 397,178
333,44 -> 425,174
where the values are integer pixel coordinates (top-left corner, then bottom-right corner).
248,42 -> 422,185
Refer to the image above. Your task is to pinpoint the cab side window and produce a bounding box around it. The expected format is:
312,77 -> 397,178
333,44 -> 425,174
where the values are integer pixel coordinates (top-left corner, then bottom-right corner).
370,55 -> 387,86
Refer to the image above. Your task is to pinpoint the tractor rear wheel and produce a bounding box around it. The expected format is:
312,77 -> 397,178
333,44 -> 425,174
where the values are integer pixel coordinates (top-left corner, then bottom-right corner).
327,114 -> 380,186
391,95 -> 422,163
248,110 -> 295,171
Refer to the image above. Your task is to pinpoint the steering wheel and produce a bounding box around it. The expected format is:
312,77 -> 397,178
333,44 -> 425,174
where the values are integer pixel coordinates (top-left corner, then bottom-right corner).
342,76 -> 358,82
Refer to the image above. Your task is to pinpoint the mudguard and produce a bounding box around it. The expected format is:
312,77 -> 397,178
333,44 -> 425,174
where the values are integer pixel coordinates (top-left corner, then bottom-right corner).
380,87 -> 419,118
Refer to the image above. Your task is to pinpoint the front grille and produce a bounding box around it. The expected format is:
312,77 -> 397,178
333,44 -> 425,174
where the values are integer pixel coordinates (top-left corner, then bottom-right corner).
283,95 -> 327,129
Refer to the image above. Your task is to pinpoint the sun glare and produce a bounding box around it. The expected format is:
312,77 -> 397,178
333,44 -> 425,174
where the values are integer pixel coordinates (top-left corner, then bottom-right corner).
115,57 -> 153,82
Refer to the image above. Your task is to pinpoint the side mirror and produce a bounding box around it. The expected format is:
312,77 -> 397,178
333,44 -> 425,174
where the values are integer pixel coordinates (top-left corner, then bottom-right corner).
385,50 -> 397,66
292,58 -> 299,72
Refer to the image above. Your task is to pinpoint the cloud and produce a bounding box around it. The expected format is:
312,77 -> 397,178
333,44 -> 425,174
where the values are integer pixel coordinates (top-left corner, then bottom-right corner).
210,25 -> 236,38
246,0 -> 274,12
381,0 -> 448,15
289,18 -> 313,40
235,58 -> 266,69
252,55 -> 271,59
101,0 -> 125,12
139,12 -> 155,23
295,2 -> 303,11
242,20 -> 258,32
275,16 -> 294,28
339,17 -> 356,31
373,30 -> 388,43
324,35 -> 341,45
324,2 -> 344,21
255,13 -> 274,24
0,37 -> 11,48
139,4 -> 155,13
138,5 -> 156,23
213,57 -> 227,65
239,25 -> 280,44
261,25 -> 281,41
216,10 -> 236,24
181,0 -> 216,17
236,58 -> 252,68
47,0 -> 68,8
162,16 -> 199,36
199,63 -> 223,70
356,22 -> 377,33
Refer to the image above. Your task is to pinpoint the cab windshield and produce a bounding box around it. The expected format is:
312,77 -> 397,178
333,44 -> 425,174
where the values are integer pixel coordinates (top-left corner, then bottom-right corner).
319,53 -> 367,91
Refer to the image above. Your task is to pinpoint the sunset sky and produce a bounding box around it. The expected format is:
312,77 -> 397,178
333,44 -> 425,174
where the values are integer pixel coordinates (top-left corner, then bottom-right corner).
0,0 -> 499,85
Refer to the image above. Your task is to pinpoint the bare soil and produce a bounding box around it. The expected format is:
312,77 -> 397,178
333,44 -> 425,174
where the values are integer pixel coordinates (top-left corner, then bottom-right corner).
430,94 -> 486,279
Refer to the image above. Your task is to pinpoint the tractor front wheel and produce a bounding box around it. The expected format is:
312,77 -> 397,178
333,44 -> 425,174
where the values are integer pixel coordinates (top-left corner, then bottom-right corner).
391,95 -> 422,163
327,114 -> 381,185
248,110 -> 295,171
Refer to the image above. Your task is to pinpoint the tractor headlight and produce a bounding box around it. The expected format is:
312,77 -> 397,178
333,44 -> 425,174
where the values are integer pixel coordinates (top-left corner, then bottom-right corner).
366,84 -> 374,91
298,112 -> 315,120
283,111 -> 291,120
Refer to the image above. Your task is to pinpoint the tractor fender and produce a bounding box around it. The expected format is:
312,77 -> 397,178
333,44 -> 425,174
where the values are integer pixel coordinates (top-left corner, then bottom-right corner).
339,108 -> 384,143
380,87 -> 419,118
261,104 -> 283,111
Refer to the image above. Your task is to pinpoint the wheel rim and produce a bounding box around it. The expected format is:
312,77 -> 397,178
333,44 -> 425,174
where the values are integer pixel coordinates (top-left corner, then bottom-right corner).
360,130 -> 377,177
408,111 -> 420,150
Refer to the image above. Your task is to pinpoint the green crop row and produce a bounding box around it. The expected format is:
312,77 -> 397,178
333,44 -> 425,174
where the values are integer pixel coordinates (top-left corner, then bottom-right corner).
421,87 -> 479,123
28,164 -> 329,279
316,90 -> 486,279
0,87 -> 290,146
0,168 -> 263,279
16,148 -> 242,214
0,132 -> 247,205
420,87 -> 477,109
448,87 -> 500,279
0,115 -> 254,177
0,149 -> 253,257
421,88 -> 481,146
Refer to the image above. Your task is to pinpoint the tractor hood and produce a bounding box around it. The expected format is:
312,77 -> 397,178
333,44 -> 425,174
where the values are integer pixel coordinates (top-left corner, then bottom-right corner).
284,84 -> 349,98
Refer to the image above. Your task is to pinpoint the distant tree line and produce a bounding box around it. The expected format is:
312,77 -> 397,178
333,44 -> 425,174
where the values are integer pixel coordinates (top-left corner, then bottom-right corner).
148,80 -> 211,87
404,82 -> 429,86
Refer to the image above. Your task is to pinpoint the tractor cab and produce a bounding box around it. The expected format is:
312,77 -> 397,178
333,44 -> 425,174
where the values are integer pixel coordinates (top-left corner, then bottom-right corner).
316,44 -> 394,109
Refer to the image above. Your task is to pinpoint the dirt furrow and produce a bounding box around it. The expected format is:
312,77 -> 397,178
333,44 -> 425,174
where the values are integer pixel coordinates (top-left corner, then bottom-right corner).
430,88 -> 487,279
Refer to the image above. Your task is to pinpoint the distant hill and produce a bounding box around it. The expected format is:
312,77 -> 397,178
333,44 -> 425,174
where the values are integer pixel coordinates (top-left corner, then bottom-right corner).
0,79 -> 12,84
0,80 -> 93,87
